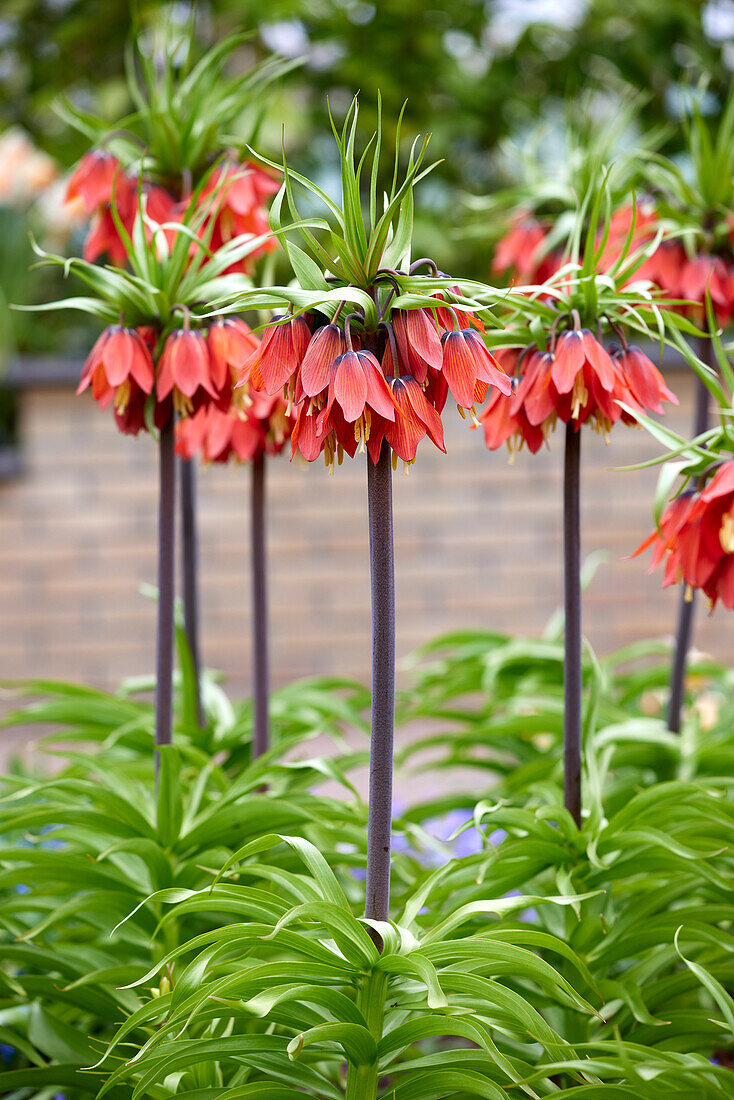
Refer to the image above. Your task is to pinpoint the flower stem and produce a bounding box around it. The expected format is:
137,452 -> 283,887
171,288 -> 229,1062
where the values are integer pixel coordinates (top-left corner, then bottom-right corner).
345,970 -> 387,1100
365,440 -> 395,925
345,441 -> 394,1100
180,456 -> 204,728
155,418 -> 176,751
668,338 -> 712,733
251,453 -> 270,759
563,423 -> 582,828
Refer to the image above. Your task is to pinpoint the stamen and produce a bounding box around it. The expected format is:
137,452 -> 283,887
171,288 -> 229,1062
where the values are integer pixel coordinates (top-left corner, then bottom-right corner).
114,380 -> 131,413
173,390 -> 193,416
719,512 -> 734,553
570,375 -> 588,419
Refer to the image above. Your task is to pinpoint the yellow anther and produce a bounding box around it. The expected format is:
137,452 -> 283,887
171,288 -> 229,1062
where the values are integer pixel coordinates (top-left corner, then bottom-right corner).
720,512 -> 734,554
114,380 -> 131,413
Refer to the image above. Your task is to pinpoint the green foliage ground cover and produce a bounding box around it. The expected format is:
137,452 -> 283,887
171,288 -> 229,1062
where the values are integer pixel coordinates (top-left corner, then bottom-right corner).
0,624 -> 731,1097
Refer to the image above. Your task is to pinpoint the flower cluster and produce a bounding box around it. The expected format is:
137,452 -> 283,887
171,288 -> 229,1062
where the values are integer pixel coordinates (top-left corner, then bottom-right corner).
176,388 -> 292,465
78,317 -> 260,433
480,327 -> 677,456
491,199 -> 734,326
635,461 -> 734,611
600,201 -> 734,322
237,300 -> 512,469
66,150 -> 277,273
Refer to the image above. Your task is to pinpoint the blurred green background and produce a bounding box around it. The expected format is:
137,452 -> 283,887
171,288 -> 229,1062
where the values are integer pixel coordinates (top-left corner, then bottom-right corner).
0,0 -> 732,357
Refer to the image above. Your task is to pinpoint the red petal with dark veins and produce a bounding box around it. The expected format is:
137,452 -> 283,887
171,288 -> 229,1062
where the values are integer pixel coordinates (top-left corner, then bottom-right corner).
300,325 -> 344,396
385,386 -> 424,461
702,461 -> 734,503
90,365 -> 114,406
334,351 -> 368,422
581,330 -> 614,390
103,327 -> 134,387
156,341 -> 175,399
360,351 -> 396,421
78,329 -> 109,394
392,312 -> 429,382
401,376 -> 446,452
366,414 -> 387,465
208,320 -> 257,390
619,346 -> 678,413
291,404 -> 323,462
480,389 -> 518,450
551,330 -> 585,394
464,331 -> 512,395
440,331 -> 477,408
129,333 -> 155,394
259,323 -> 299,394
172,332 -> 213,398
406,308 -> 443,369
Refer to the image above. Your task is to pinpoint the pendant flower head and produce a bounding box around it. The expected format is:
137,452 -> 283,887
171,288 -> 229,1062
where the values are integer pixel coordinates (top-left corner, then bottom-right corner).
157,327 -> 227,416
201,161 -> 279,272
491,213 -> 561,284
239,315 -> 312,396
635,462 -> 734,610
208,317 -> 260,406
65,150 -> 121,212
480,320 -> 679,457
77,324 -> 155,423
215,97 -> 517,470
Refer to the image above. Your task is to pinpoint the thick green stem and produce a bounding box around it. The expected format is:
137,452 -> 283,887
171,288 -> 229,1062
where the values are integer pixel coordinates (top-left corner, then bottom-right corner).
345,970 -> 387,1100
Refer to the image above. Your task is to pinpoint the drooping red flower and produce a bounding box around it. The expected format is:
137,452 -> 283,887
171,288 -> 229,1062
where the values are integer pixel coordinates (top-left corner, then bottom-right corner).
208,317 -> 260,405
239,315 -> 312,396
610,344 -> 678,418
635,462 -> 734,610
176,390 -> 292,465
491,213 -> 560,284
440,328 -> 512,407
199,160 -> 279,273
598,200 -> 660,279
392,308 -> 443,385
157,328 -> 224,415
479,349 -> 546,456
77,323 -> 154,411
678,254 -> 732,323
66,150 -> 121,212
66,151 -> 278,274
370,376 -> 446,464
299,324 -> 347,397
